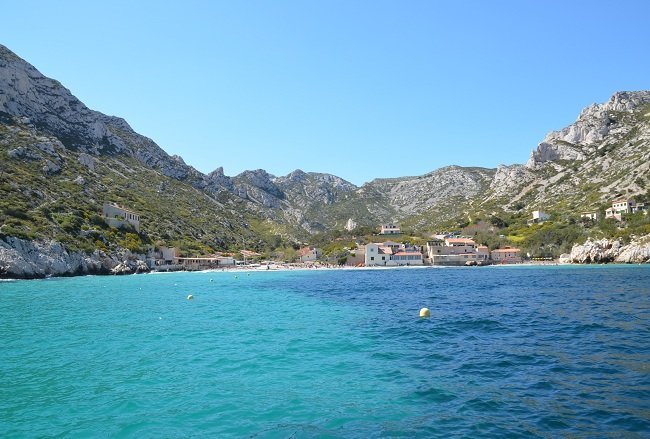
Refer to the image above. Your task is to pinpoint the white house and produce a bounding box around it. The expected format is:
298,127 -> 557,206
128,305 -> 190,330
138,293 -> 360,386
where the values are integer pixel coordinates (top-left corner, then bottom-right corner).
581,212 -> 599,221
364,242 -> 423,266
102,203 -> 141,232
379,224 -> 401,235
528,210 -> 550,225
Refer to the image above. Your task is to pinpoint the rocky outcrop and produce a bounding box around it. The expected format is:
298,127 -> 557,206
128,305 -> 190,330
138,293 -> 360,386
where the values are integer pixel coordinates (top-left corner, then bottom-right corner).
111,260 -> 149,275
488,164 -> 534,200
0,236 -> 109,278
570,235 -> 650,264
0,236 -> 150,279
526,91 -> 650,168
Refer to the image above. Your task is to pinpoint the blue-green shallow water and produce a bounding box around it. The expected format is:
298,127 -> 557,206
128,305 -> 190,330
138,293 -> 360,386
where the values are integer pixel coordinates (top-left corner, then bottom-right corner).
1,265 -> 649,438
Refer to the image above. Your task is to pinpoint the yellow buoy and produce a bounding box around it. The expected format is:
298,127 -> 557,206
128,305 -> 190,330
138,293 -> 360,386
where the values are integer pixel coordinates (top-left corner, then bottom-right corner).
187,294 -> 194,300
419,307 -> 430,318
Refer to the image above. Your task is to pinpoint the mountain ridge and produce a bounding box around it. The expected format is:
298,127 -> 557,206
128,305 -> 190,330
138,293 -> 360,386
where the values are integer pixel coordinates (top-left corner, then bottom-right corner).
1,43 -> 648,278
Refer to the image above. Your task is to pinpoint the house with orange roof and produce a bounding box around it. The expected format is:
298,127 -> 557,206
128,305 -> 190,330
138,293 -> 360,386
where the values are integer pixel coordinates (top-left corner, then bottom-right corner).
364,242 -> 423,266
426,237 -> 490,266
299,246 -> 322,263
490,247 -> 522,263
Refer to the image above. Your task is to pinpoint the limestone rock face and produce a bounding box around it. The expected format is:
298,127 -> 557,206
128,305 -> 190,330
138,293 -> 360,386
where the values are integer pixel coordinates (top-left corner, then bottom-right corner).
0,237 -> 112,278
365,166 -> 495,216
615,239 -> 650,263
489,164 -> 534,199
202,166 -> 235,192
570,235 -> 650,264
42,159 -> 61,174
77,153 -> 95,170
0,43 -> 201,183
526,91 -> 650,168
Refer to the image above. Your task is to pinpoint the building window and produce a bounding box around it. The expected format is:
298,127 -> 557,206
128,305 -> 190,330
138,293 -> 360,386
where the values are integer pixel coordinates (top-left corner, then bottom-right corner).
370,257 -> 374,261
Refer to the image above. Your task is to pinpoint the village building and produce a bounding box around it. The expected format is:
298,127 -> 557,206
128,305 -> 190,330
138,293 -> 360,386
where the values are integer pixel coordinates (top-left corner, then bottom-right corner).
528,210 -> 550,225
102,203 -> 140,232
605,199 -> 647,221
581,212 -> 600,221
426,237 -> 490,266
299,247 -> 322,263
364,242 -> 423,266
176,255 -> 235,270
145,246 -> 181,269
379,223 -> 401,235
491,247 -> 522,263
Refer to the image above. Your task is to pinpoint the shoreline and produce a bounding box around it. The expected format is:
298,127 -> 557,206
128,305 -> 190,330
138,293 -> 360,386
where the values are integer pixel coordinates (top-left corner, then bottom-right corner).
4,259 -> 649,281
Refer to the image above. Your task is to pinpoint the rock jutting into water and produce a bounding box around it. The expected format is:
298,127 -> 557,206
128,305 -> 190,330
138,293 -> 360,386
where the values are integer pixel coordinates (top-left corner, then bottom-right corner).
0,236 -> 148,279
570,234 -> 650,263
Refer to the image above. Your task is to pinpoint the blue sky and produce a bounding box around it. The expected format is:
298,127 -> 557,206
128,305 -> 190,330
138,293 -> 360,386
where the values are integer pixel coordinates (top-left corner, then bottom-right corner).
3,1 -> 649,185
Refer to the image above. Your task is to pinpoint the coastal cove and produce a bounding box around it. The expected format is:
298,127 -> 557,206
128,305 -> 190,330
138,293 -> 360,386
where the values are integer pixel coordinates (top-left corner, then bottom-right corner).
2,265 -> 649,437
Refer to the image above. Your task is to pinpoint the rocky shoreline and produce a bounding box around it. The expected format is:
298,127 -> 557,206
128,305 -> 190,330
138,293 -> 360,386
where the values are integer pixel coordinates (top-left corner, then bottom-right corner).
0,236 -> 149,279
2,233 -> 649,280
569,234 -> 650,264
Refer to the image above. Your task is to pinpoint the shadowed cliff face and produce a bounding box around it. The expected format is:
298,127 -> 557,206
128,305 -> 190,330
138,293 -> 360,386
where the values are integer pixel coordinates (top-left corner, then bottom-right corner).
1,43 -> 649,239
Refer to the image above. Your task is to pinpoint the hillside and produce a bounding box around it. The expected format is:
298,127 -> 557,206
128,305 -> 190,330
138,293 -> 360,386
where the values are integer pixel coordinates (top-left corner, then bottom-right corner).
1,43 -> 649,277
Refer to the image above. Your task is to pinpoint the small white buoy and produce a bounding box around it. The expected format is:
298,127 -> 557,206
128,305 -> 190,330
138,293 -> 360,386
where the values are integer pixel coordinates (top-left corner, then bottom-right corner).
210,279 -> 214,282
187,294 -> 193,300
419,307 -> 431,318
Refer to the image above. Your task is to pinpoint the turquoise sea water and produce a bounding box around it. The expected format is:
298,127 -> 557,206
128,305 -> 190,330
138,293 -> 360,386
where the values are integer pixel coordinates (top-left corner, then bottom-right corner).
1,265 -> 649,438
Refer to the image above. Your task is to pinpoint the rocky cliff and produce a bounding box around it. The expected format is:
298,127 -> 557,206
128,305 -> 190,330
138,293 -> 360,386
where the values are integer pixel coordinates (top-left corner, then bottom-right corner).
570,235 -> 650,264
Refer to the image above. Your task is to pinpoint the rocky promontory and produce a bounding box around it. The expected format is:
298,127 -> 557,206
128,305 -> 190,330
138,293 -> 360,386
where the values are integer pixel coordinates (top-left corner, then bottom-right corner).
0,236 -> 149,279
570,235 -> 650,264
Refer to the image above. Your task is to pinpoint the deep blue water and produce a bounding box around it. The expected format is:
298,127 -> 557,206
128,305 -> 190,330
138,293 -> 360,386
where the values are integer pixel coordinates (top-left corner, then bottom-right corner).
1,265 -> 649,438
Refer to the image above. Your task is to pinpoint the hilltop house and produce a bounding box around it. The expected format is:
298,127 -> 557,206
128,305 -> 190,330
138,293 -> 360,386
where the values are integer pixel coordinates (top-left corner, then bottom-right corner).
426,237 -> 490,266
528,210 -> 550,225
102,203 -> 140,232
491,247 -> 522,263
365,242 -> 423,266
580,212 -> 600,221
605,199 -> 647,221
299,247 -> 322,263
379,223 -> 401,235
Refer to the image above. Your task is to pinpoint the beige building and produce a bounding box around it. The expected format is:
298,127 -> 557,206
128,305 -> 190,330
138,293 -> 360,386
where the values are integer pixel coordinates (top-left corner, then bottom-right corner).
426,237 -> 490,266
605,199 -> 646,220
379,224 -> 401,235
177,256 -> 235,270
491,247 -> 522,263
102,203 -> 140,232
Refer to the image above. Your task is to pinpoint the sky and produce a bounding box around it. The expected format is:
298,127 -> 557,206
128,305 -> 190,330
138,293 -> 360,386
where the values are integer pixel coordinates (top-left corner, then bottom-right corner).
2,1 -> 649,185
